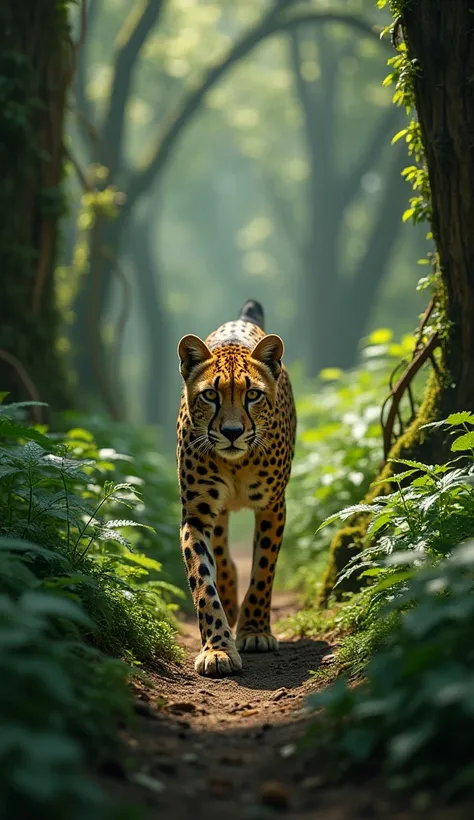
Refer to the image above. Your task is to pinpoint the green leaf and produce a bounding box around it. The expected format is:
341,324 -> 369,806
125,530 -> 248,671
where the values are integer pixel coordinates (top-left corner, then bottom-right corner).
20,591 -> 94,627
373,569 -> 415,592
105,519 -> 154,531
445,412 -> 474,426
0,419 -> 51,446
0,401 -> 48,415
388,458 -> 434,473
451,432 -> 474,452
391,128 -> 408,144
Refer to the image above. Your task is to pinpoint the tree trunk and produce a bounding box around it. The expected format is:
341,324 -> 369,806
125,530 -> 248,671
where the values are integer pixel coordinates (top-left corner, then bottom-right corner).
320,0 -> 474,603
130,210 -> 169,428
0,2 -> 71,411
405,0 -> 474,414
69,212 -> 126,420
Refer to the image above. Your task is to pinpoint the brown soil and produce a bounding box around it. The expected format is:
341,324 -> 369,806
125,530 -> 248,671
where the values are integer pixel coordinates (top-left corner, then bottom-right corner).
101,551 -> 471,820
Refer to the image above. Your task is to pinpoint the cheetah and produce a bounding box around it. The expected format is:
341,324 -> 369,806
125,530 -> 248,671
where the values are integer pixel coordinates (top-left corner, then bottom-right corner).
176,300 -> 296,677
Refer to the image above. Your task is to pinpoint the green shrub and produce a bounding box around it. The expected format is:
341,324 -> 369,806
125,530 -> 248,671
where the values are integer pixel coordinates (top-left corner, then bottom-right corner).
0,397 -> 182,818
280,332 -> 418,606
0,574 -> 130,820
308,413 -> 474,794
61,415 -> 184,591
0,405 -> 183,662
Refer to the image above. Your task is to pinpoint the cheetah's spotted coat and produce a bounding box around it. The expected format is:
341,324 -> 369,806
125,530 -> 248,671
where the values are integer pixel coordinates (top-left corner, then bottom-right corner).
176,301 -> 296,677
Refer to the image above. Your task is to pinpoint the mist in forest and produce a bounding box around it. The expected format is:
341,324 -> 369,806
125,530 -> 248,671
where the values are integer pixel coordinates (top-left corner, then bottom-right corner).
62,0 -> 428,438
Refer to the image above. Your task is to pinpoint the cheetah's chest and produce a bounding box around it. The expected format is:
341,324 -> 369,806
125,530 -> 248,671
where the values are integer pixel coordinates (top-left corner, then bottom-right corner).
219,464 -> 276,512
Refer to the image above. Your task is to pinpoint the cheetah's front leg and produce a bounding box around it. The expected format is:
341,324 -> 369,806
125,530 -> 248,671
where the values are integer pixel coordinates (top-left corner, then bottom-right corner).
236,499 -> 286,652
181,504 -> 242,677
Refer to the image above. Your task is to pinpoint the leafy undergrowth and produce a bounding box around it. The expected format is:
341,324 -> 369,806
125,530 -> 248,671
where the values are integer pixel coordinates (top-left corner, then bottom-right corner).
60,414 -> 185,593
279,331 -> 419,620
307,413 -> 474,796
0,396 -> 183,819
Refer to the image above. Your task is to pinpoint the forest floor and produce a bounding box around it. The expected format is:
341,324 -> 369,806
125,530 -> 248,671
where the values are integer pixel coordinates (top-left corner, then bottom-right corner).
101,548 -> 470,820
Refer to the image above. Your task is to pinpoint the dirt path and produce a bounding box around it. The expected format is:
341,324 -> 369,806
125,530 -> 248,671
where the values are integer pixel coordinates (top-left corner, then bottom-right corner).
102,551 -> 468,820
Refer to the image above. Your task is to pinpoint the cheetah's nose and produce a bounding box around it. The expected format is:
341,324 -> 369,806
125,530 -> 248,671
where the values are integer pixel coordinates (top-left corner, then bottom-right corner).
220,425 -> 244,444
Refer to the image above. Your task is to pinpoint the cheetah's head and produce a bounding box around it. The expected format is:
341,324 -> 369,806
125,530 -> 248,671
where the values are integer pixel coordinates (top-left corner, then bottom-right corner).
177,334 -> 283,461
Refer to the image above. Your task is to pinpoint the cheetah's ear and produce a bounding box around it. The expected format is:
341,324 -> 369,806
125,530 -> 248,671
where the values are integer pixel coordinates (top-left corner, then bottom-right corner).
250,334 -> 284,379
178,335 -> 213,380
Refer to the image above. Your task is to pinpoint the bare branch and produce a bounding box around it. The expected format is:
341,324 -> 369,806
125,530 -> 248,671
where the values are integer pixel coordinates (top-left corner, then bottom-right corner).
127,9 -> 387,207
382,331 -> 440,460
101,0 -> 166,175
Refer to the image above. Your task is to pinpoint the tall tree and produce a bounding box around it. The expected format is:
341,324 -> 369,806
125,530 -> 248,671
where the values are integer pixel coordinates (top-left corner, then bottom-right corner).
288,25 -> 408,374
0,1 -> 74,411
70,0 -> 395,421
320,0 -> 474,602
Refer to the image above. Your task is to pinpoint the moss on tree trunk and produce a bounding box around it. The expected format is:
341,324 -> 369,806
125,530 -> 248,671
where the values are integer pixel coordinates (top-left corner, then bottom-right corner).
319,0 -> 474,605
0,2 -> 72,411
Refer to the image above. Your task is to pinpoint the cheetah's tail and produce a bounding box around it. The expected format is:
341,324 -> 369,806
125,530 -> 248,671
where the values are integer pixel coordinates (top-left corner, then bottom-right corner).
238,300 -> 265,331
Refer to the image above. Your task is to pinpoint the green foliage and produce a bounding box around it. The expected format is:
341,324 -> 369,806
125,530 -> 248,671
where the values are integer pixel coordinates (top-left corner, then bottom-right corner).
0,581 -> 130,820
61,413 -> 185,593
308,414 -> 474,794
280,332 -> 418,600
0,397 -> 181,818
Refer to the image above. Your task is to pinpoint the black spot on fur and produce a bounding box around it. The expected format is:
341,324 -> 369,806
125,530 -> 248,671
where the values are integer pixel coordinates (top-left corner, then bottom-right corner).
185,516 -> 205,533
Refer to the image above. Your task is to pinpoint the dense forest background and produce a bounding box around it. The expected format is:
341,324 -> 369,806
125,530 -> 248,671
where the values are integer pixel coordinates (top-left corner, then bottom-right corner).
59,0 -> 426,430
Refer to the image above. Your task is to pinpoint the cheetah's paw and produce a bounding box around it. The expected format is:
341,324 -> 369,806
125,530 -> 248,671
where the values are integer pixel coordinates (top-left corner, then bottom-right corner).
236,633 -> 278,652
194,647 -> 242,677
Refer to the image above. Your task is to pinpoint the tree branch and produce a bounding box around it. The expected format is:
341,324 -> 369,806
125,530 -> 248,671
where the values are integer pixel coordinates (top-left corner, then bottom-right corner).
101,0 -> 166,175
126,9 -> 386,207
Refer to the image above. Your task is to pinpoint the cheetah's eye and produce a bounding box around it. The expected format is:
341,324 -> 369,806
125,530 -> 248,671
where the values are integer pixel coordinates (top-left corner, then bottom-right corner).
246,388 -> 263,402
202,389 -> 218,402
